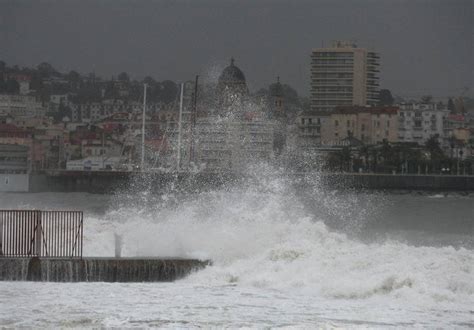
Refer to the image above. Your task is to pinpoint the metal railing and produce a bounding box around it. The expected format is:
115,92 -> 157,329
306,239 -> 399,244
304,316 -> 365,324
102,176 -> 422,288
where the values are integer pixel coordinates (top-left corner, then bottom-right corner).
0,210 -> 83,258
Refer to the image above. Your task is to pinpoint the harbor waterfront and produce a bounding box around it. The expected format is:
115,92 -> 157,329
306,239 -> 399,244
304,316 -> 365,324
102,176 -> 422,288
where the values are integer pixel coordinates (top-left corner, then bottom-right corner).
1,1 -> 473,327
23,170 -> 474,193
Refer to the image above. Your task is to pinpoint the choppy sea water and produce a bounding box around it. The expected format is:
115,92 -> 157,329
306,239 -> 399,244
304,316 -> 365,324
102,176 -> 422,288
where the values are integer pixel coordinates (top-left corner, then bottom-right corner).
0,171 -> 473,328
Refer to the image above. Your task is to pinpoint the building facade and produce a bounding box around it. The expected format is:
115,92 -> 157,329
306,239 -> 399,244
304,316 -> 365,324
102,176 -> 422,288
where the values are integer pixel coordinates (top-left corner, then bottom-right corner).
194,116 -> 274,172
310,41 -> 380,112
321,106 -> 399,145
294,111 -> 330,149
0,95 -> 44,118
398,102 -> 448,145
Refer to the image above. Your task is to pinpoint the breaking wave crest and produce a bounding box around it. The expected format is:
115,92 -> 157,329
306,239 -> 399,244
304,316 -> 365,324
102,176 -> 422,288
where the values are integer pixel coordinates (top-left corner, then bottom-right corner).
77,167 -> 473,306
1,165 -> 472,308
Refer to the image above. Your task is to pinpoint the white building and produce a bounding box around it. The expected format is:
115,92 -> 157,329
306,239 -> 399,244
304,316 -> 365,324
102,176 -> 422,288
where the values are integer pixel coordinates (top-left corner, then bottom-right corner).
398,102 -> 449,144
66,156 -> 124,171
50,94 -> 69,106
70,99 -> 162,123
193,116 -> 274,172
293,111 -> 330,149
0,95 -> 45,118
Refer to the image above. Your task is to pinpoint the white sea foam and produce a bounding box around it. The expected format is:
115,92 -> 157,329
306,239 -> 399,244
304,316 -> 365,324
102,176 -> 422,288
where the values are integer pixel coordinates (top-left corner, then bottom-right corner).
1,167 -> 472,327
74,169 -> 474,310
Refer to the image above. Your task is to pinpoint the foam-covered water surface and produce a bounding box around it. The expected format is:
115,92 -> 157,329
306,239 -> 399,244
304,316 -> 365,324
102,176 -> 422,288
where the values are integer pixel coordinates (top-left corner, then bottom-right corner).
0,169 -> 473,327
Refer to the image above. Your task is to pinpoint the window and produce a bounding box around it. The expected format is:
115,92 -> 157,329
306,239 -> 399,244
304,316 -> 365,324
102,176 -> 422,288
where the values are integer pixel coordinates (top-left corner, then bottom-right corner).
387,121 -> 390,127
335,120 -> 339,127
347,120 -> 350,127
361,124 -> 365,131
301,118 -> 305,125
309,118 -> 312,124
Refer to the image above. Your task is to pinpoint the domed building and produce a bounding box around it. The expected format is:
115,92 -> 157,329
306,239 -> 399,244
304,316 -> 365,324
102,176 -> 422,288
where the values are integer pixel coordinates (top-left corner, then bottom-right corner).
216,58 -> 249,111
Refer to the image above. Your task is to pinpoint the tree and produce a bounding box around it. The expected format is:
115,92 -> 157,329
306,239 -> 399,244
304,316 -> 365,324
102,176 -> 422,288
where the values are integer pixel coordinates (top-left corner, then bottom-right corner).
37,62 -> 56,77
67,70 -> 81,82
143,76 -> 156,86
29,73 -> 43,91
360,145 -> 370,171
447,98 -> 455,112
380,140 -> 391,157
117,72 -> 130,82
0,61 -> 5,72
282,84 -> 299,105
425,135 -> 444,161
326,147 -> 352,172
3,79 -> 20,94
378,89 -> 394,106
160,80 -> 179,104
421,95 -> 433,104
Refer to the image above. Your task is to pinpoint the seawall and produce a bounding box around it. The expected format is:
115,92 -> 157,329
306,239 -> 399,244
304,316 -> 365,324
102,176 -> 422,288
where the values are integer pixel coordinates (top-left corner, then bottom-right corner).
28,171 -> 474,193
0,257 -> 210,282
316,173 -> 474,191
0,174 -> 29,192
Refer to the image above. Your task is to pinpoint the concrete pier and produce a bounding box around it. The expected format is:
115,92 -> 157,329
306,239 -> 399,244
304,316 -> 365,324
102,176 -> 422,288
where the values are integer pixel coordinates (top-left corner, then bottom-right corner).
0,257 -> 210,282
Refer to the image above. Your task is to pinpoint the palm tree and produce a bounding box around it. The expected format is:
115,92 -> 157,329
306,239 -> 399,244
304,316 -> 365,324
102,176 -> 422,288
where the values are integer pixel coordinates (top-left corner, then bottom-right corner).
360,145 -> 370,172
425,135 -> 443,161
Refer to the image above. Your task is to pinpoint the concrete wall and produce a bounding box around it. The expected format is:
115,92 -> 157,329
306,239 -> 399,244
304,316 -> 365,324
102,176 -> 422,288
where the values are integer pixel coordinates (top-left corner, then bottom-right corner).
0,257 -> 210,282
319,173 -> 474,191
0,174 -> 29,192
27,171 -> 474,193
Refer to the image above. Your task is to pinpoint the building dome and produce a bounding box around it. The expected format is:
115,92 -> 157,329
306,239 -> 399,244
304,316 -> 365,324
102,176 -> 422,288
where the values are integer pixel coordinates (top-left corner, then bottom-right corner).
216,58 -> 249,112
218,58 -> 246,85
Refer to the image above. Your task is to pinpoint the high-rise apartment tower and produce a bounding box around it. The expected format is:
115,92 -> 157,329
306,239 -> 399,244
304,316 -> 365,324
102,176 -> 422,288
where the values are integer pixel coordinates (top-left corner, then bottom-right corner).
310,41 -> 380,112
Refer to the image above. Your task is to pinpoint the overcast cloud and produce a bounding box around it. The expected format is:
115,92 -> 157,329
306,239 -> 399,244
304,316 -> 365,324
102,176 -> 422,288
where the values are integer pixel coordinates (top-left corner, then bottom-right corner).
0,0 -> 472,98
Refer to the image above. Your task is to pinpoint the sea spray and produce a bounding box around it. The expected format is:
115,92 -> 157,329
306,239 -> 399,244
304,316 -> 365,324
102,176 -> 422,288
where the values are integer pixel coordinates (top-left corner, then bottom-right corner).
75,165 -> 473,309
0,165 -> 472,311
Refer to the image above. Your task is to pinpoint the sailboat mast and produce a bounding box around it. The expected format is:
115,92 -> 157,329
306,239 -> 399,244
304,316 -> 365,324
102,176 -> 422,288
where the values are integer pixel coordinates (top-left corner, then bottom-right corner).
177,83 -> 184,172
141,83 -> 147,171
190,75 -> 198,163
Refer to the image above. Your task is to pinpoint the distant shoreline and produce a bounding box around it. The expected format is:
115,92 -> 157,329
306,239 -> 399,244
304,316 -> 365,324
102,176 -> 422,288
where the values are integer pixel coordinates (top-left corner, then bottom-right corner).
3,171 -> 466,193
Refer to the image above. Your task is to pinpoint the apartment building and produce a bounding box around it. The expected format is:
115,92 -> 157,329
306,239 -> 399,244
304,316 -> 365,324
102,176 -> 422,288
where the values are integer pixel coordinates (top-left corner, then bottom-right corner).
0,95 -> 44,118
194,116 -> 274,172
311,41 -> 380,112
322,106 -> 399,145
294,111 -> 330,149
398,102 -> 448,145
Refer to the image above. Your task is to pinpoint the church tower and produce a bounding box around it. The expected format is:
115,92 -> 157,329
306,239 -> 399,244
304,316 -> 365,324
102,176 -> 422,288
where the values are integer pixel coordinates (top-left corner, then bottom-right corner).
269,76 -> 287,155
270,76 -> 285,118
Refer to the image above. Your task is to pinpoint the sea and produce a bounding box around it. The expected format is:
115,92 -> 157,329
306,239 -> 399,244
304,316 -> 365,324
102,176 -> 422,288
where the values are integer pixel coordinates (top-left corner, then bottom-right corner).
0,168 -> 473,328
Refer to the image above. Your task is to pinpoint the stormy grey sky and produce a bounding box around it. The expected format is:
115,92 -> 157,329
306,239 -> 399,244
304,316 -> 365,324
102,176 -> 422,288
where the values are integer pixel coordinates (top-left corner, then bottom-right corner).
0,0 -> 472,99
